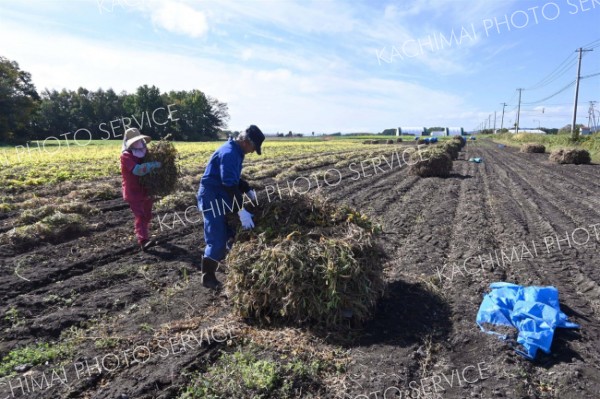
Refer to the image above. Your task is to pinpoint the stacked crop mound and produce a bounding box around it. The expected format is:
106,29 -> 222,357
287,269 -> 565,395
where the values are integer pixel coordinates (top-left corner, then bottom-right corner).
140,136 -> 180,197
417,138 -> 428,145
396,138 -> 403,143
409,147 -> 452,178
451,135 -> 466,148
520,143 -> 546,153
386,139 -> 394,144
549,148 -> 591,165
441,140 -> 462,160
226,195 -> 385,330
362,140 -> 373,144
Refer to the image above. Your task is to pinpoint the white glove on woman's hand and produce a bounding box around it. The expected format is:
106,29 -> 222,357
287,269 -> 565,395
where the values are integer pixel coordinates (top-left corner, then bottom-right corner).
238,208 -> 255,229
247,189 -> 257,202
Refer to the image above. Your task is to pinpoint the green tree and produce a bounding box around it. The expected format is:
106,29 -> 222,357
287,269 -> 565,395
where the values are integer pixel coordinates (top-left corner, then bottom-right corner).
33,89 -> 76,139
165,90 -> 229,140
0,56 -> 40,143
128,85 -> 166,139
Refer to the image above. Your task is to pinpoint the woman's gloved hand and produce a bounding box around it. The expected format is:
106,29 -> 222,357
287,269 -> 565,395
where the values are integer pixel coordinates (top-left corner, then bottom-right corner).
132,161 -> 162,176
238,208 -> 255,229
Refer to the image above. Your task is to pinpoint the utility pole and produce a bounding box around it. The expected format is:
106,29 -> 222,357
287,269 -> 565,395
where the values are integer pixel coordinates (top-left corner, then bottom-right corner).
488,114 -> 491,132
500,102 -> 507,130
494,111 -> 497,133
571,47 -> 593,140
589,101 -> 598,133
516,89 -> 523,134
588,101 -> 598,133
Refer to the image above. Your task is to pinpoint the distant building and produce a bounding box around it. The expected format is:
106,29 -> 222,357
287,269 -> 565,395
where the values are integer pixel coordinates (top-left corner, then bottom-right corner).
507,129 -> 546,134
397,127 -> 427,136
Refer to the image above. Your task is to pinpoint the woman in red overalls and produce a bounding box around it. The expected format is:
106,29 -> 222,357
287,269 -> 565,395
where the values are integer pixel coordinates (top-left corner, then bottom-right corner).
120,128 -> 161,251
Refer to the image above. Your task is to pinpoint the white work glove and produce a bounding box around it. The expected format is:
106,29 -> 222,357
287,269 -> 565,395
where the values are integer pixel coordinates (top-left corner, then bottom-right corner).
247,189 -> 257,202
238,208 -> 255,230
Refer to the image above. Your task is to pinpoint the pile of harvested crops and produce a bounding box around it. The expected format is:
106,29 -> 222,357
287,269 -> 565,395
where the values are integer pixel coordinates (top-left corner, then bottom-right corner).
396,138 -> 403,143
139,136 -> 180,197
362,140 -> 373,145
417,138 -> 428,145
226,194 -> 385,330
409,147 -> 452,178
441,140 -> 462,160
549,148 -> 591,165
386,139 -> 394,144
520,143 -> 546,153
451,135 -> 466,148
2,212 -> 88,248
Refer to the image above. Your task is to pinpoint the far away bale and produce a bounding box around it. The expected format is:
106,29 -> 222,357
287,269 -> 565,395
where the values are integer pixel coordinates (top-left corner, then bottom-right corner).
549,148 -> 591,165
226,195 -> 385,330
386,139 -> 394,144
139,136 -> 180,197
409,148 -> 453,178
417,138 -> 428,145
441,141 -> 461,160
451,135 -> 466,148
362,140 -> 372,145
396,138 -> 403,143
520,143 -> 546,153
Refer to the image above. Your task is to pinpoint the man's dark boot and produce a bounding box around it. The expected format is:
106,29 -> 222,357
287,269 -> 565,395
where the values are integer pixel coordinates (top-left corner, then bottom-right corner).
201,257 -> 222,290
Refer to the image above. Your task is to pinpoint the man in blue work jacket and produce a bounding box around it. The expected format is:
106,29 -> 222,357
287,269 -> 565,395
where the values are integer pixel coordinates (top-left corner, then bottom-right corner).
197,125 -> 265,289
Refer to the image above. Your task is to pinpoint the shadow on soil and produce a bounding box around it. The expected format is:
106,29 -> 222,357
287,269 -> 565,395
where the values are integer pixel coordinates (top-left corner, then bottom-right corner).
352,279 -> 452,347
535,302 -> 584,367
448,173 -> 473,179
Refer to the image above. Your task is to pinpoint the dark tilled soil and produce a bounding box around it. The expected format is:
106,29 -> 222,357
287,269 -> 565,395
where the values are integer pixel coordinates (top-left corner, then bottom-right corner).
1,140 -> 599,398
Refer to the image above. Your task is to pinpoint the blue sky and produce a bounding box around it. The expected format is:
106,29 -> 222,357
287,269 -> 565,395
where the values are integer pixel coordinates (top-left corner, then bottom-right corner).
1,0 -> 599,133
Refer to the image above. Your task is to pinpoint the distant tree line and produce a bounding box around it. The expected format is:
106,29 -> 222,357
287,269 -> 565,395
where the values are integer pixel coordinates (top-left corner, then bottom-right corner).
0,56 -> 229,144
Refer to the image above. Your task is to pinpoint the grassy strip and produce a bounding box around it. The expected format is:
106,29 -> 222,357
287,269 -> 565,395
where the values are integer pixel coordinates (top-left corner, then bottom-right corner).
179,343 -> 339,399
0,342 -> 72,378
485,133 -> 600,162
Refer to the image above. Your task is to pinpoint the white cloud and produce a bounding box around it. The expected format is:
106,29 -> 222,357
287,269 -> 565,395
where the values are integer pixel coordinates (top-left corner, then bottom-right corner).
150,1 -> 208,38
0,19 -> 474,132
241,48 -> 253,61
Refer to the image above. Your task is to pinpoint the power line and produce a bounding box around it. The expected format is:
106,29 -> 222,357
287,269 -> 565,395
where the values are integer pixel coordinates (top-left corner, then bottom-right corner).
522,80 -> 575,105
526,54 -> 578,90
581,71 -> 600,79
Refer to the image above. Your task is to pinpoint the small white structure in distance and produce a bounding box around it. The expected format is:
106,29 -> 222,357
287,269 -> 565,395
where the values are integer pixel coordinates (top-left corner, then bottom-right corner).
446,127 -> 464,136
398,127 -> 427,136
431,131 -> 446,137
507,129 -> 546,134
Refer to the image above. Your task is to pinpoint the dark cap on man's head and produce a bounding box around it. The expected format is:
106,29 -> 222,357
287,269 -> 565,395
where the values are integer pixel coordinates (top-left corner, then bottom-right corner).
246,125 -> 265,155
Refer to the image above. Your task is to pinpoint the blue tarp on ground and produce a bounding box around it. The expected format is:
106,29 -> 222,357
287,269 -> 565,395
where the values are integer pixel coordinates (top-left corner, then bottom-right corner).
476,282 -> 579,360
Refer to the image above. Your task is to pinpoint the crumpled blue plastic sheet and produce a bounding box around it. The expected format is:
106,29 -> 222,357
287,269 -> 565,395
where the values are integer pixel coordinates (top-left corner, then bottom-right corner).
476,282 -> 579,360
468,157 -> 482,163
